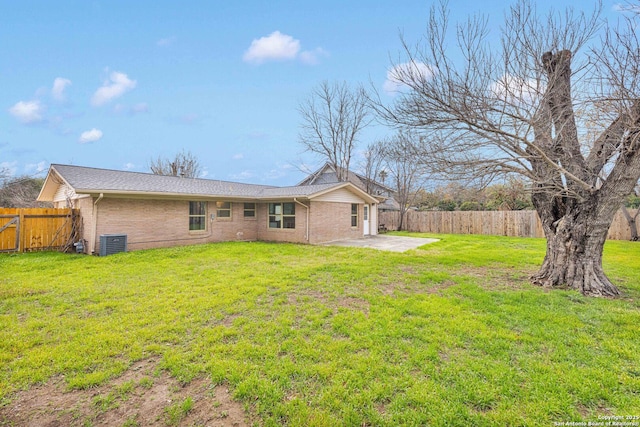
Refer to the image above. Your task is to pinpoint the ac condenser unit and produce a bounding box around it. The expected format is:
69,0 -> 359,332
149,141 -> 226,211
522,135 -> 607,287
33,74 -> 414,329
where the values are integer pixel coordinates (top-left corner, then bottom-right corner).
99,234 -> 127,256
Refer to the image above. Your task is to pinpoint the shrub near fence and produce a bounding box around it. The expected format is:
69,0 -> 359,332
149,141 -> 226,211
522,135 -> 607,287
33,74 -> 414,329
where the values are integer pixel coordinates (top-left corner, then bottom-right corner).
379,209 -> 639,241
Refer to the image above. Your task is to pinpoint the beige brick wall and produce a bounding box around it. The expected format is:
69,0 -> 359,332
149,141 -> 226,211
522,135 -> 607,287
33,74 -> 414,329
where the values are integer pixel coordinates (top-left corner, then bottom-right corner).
210,201 -> 259,243
56,196 -> 95,253
256,202 -> 309,244
71,196 -> 369,252
88,198 -> 260,252
75,197 -> 95,252
308,201 -> 363,244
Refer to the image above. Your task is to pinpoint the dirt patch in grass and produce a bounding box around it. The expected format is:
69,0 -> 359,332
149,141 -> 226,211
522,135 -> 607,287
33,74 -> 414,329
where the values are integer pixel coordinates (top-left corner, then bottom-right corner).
0,358 -> 250,426
462,266 -> 536,292
336,296 -> 370,316
287,289 -> 329,306
379,265 -> 536,297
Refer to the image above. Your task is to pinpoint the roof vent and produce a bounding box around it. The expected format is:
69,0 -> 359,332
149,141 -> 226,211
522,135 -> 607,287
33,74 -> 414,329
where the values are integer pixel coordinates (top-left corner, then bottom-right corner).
99,234 -> 127,256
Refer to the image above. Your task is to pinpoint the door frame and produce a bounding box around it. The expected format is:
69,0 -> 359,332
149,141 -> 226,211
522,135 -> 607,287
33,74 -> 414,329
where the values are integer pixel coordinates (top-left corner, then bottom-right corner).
363,204 -> 370,236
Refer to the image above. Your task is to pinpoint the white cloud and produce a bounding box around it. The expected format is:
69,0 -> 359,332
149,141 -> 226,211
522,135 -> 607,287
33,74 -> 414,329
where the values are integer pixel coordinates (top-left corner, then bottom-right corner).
25,161 -> 48,174
383,61 -> 436,94
51,77 -> 72,101
246,130 -> 269,140
265,168 -> 286,180
180,113 -> 201,125
243,31 -> 301,64
114,102 -> 148,115
229,170 -> 255,180
91,71 -> 137,106
491,74 -> 541,104
232,153 -> 244,160
8,100 -> 44,124
79,128 -> 103,143
299,47 -> 329,65
131,102 -> 148,114
124,162 -> 136,170
1,161 -> 18,177
157,36 -> 176,47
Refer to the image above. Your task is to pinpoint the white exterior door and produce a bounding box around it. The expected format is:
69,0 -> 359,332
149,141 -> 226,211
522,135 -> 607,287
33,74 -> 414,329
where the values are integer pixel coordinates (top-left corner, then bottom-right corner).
363,204 -> 370,235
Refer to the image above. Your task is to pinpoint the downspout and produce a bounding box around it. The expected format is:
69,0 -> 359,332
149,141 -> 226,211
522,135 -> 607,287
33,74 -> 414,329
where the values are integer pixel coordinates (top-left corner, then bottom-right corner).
293,198 -> 309,242
91,193 -> 104,254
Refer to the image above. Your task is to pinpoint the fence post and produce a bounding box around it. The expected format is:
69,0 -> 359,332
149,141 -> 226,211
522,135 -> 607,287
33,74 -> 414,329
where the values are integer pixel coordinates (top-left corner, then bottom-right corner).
18,209 -> 24,252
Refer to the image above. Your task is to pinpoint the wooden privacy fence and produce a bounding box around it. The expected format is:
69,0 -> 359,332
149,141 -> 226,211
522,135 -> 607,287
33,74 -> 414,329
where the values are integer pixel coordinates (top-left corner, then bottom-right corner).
0,208 -> 80,253
379,209 -> 639,241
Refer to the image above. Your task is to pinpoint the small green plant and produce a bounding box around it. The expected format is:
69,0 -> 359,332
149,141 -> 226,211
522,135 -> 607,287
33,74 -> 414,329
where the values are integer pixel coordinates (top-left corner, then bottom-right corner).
116,380 -> 135,399
121,416 -> 140,427
92,392 -> 117,412
164,396 -> 193,426
138,377 -> 154,389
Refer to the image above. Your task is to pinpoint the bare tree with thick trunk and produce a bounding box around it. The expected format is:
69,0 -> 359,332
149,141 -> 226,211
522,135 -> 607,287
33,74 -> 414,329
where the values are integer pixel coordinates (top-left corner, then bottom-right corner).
298,81 -> 371,181
375,1 -> 640,296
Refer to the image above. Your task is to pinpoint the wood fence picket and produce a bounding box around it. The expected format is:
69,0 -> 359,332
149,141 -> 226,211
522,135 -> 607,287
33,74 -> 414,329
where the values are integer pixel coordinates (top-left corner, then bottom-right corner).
379,209 -> 639,241
0,208 -> 79,252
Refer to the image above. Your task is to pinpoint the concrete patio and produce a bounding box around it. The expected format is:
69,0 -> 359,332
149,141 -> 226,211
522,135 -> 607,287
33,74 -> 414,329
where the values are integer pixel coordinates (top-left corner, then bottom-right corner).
321,234 -> 439,252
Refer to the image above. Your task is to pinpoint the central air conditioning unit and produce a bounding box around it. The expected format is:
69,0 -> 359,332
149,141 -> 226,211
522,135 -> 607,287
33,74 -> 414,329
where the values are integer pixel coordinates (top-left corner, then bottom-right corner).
99,234 -> 128,256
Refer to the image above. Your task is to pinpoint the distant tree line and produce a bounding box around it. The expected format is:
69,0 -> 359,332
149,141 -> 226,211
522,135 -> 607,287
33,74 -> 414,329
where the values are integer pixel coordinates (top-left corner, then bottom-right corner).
412,179 -> 534,212
0,171 -> 50,208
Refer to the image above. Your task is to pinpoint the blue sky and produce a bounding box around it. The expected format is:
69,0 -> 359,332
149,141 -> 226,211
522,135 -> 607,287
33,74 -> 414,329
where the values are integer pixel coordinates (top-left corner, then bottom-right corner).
0,0 -> 624,186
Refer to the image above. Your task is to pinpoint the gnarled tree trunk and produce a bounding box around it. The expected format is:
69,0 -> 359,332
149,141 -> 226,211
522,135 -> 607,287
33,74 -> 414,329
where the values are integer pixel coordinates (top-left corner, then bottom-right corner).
375,2 -> 640,297
527,49 -> 640,297
531,197 -> 621,297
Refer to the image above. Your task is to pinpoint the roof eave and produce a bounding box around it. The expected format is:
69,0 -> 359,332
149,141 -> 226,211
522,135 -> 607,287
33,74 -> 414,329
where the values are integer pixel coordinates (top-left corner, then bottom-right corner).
306,182 -> 379,204
37,166 -> 68,202
73,189 -> 267,200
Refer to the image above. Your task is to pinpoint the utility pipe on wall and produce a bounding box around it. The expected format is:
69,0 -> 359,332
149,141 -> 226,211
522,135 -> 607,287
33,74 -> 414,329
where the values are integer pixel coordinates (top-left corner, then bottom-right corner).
293,198 -> 309,242
91,193 -> 104,254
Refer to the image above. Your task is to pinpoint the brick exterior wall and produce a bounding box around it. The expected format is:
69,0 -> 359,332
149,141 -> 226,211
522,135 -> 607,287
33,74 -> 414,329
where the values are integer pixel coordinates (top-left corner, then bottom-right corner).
83,198 -> 261,252
255,202 -> 309,244
74,197 -> 95,250
70,196 -> 371,252
308,201 -> 363,244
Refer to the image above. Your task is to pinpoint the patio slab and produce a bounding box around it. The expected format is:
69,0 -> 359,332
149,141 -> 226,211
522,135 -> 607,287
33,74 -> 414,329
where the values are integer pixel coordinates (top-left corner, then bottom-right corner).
321,234 -> 439,252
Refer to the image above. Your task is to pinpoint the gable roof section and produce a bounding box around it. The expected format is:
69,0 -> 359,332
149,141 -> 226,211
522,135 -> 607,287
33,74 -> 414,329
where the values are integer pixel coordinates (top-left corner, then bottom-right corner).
298,162 -> 394,194
262,181 -> 377,203
38,164 -> 378,204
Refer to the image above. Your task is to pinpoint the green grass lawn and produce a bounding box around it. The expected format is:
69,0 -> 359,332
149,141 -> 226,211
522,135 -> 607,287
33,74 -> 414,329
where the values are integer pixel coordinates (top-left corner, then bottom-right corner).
1,233 -> 639,426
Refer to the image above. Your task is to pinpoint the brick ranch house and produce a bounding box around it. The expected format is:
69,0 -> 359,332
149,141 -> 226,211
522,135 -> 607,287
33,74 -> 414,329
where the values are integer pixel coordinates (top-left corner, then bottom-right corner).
37,164 -> 380,254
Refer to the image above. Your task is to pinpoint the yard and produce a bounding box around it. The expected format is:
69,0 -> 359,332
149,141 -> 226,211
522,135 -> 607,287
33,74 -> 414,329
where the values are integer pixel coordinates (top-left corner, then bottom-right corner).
1,234 -> 639,426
